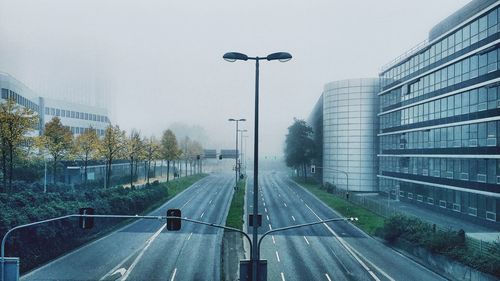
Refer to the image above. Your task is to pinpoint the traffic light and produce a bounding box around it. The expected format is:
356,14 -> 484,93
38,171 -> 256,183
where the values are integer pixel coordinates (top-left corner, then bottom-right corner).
167,209 -> 181,231
197,155 -> 200,160
219,155 -> 223,160
79,208 -> 94,229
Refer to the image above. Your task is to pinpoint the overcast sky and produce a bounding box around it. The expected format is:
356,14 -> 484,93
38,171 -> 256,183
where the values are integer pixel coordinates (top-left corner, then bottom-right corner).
0,0 -> 471,157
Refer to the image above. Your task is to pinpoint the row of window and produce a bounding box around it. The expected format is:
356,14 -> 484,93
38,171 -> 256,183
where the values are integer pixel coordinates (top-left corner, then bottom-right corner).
45,106 -> 109,123
379,178 -> 497,219
381,120 -> 500,150
380,46 -> 500,111
67,126 -> 105,136
1,88 -> 39,112
381,84 -> 500,129
381,6 -> 500,87
380,157 -> 500,185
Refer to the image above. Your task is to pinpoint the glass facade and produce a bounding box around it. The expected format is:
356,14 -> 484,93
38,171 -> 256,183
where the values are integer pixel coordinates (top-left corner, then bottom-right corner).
378,2 -> 500,223
323,78 -> 379,192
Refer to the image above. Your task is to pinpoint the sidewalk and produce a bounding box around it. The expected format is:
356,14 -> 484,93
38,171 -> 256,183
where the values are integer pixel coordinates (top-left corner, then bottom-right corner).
356,193 -> 500,242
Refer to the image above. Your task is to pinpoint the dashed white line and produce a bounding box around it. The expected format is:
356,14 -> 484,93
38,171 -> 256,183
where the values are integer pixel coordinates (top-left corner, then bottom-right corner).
278,194 -> 281,197
303,236 -> 310,245
304,203 -> 385,281
170,268 -> 177,281
269,224 -> 272,230
121,224 -> 166,281
200,212 -> 205,218
280,272 -> 286,281
209,199 -> 213,204
266,215 -> 270,221
275,251 -> 281,262
283,202 -> 287,207
272,235 -> 276,244
325,273 -> 332,281
264,208 -> 268,213
263,202 -> 266,207
291,215 -> 296,221
187,232 -> 193,240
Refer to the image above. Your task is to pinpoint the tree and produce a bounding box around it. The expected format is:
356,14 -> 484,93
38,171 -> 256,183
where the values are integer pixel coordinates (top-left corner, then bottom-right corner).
179,136 -> 190,177
39,117 -> 73,184
124,130 -> 143,188
189,140 -> 203,174
72,127 -> 99,185
284,118 -> 315,182
99,124 -> 125,188
0,98 -> 38,191
144,136 -> 161,185
160,129 -> 181,182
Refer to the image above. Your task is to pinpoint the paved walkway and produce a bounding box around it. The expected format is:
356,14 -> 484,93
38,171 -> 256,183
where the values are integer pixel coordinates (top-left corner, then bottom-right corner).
356,193 -> 500,242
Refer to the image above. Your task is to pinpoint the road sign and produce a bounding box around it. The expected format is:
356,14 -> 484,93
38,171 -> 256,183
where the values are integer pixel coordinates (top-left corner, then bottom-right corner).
167,209 -> 181,231
240,260 -> 267,281
248,214 -> 262,227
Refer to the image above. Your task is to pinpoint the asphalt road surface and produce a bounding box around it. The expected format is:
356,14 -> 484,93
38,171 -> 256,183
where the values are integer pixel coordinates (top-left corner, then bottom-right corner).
22,173 -> 233,281
246,171 -> 447,281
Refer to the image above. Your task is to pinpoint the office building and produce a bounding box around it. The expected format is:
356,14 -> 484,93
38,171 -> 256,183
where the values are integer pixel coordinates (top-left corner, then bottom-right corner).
0,72 -> 110,136
378,0 -> 500,224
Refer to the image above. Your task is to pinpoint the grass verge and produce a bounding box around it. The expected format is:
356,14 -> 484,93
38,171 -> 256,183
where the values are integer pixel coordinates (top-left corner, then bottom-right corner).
225,177 -> 247,230
293,178 -> 384,235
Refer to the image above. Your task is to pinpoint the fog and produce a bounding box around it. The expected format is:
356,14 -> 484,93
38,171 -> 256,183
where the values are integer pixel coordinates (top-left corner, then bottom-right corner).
0,0 -> 470,157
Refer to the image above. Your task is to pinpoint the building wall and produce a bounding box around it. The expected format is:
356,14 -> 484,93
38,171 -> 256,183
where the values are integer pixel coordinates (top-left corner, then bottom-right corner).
378,1 -> 500,223
0,72 -> 110,136
307,94 -> 323,183
323,78 -> 380,192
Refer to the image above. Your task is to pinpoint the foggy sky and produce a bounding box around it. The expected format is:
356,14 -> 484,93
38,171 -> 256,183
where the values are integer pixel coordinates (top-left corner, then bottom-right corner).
0,0 -> 471,157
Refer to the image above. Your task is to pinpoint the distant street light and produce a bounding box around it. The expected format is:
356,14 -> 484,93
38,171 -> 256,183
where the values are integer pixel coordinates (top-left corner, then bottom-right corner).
223,51 -> 292,281
238,129 -> 248,177
228,118 -> 246,190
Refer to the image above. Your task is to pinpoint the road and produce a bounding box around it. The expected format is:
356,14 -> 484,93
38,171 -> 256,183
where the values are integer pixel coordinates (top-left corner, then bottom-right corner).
22,173 -> 233,281
247,171 -> 447,281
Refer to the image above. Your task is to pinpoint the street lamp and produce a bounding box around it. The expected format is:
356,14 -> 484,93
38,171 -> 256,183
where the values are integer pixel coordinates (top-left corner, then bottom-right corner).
223,51 -> 292,281
238,129 -> 248,177
228,118 -> 246,190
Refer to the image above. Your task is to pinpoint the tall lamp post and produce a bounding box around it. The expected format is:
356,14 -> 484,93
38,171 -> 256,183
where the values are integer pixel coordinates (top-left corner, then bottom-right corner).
223,51 -> 292,281
229,118 -> 246,190
238,129 -> 248,177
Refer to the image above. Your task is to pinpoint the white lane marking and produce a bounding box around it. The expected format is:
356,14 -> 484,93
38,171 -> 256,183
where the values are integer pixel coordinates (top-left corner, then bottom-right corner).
121,224 -> 166,281
187,232 -> 193,240
266,215 -> 270,221
170,268 -> 177,281
280,272 -> 286,281
303,203 -> 386,281
263,202 -> 266,207
303,236 -> 310,245
278,194 -> 281,197
272,235 -> 276,244
291,215 -> 296,221
269,224 -> 272,230
200,212 -> 205,218
283,202 -> 287,207
325,273 -> 332,281
275,251 -> 281,262
209,199 -> 213,204
113,268 -> 126,277
264,208 -> 268,213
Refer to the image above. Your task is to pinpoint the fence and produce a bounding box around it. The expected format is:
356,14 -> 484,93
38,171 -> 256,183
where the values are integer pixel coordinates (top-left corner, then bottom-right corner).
327,187 -> 500,260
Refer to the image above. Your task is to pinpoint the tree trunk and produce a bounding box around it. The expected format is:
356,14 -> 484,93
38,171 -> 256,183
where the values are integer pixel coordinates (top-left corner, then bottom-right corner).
185,159 -> 187,177
144,161 -> 147,181
53,155 -> 58,184
167,160 -> 170,182
130,158 -> 134,188
147,160 -> 151,185
1,144 -> 6,192
303,163 -> 307,183
106,157 -> 112,188
8,144 -> 14,190
84,153 -> 88,186
153,161 -> 156,180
